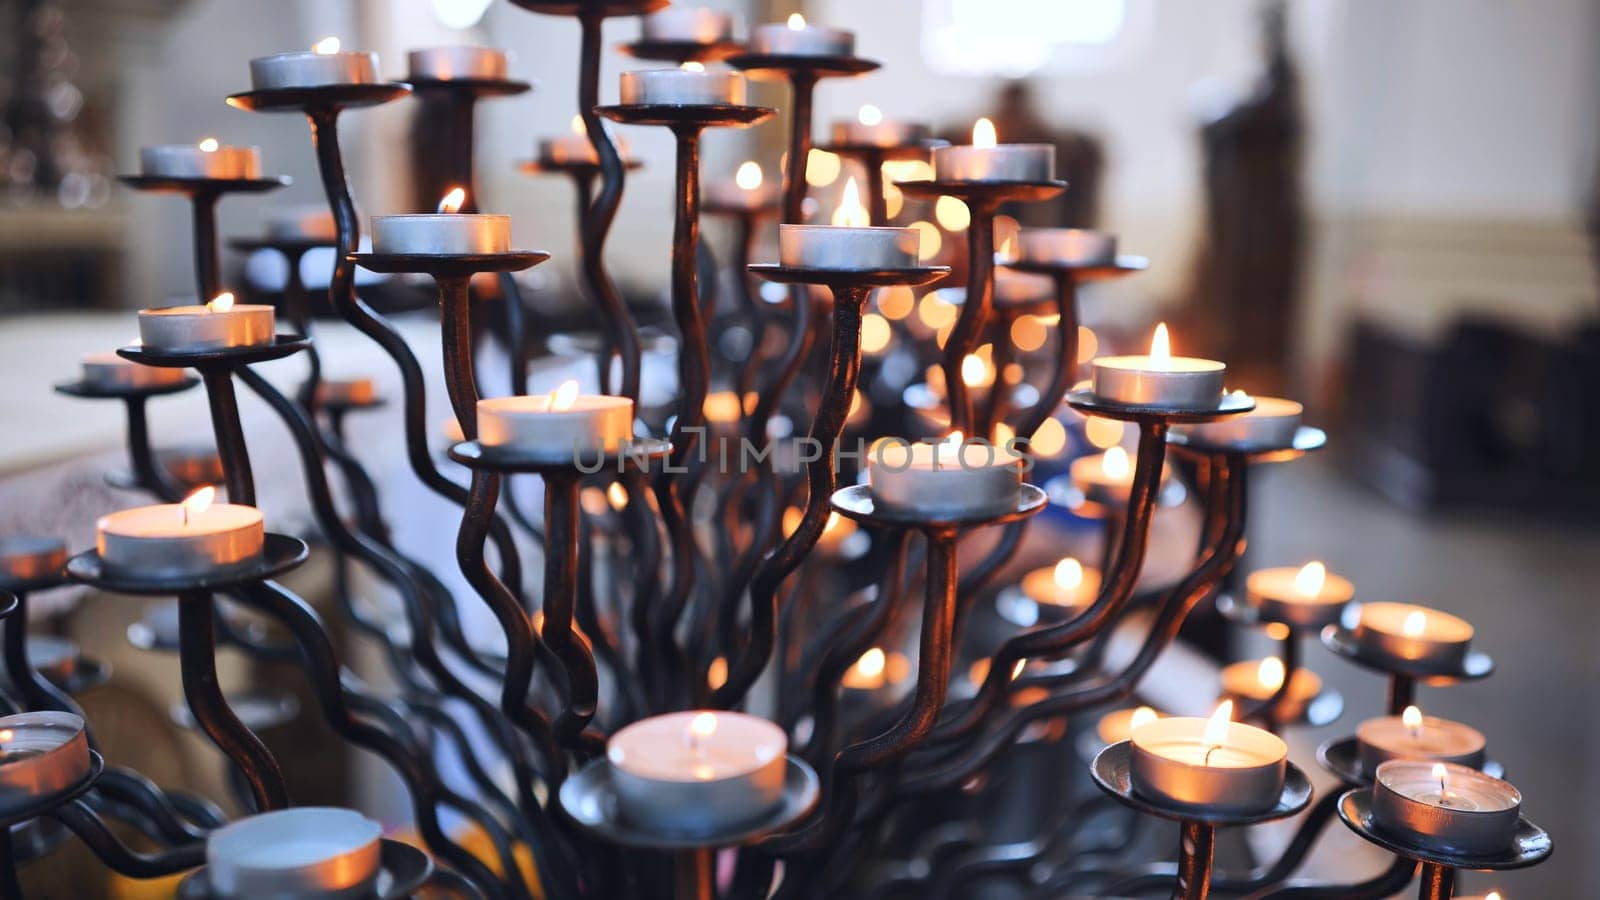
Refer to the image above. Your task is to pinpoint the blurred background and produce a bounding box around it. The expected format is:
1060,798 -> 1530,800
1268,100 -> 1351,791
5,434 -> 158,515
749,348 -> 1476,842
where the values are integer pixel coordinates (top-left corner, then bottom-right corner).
0,0 -> 1596,897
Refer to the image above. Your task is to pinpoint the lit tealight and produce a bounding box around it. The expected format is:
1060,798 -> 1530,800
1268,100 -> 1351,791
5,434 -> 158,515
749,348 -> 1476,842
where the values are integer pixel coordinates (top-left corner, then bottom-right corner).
313,36 -> 341,55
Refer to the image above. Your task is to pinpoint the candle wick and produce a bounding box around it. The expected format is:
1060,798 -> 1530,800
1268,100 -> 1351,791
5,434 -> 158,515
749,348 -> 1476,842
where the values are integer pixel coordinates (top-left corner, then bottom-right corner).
1203,744 -> 1219,767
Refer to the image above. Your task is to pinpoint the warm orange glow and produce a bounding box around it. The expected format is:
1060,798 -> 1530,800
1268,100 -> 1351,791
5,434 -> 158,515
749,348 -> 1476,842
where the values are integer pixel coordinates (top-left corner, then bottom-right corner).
861,313 -> 892,354
1256,657 -> 1285,690
1053,558 -> 1084,591
935,195 -> 970,231
570,114 -> 587,136
854,647 -> 886,680
0,729 -> 11,743
1101,445 -> 1130,479
198,137 -> 220,153
806,149 -> 842,187
181,486 -> 217,526
1085,416 -> 1125,449
961,353 -> 989,387
1403,610 -> 1428,637
1031,417 -> 1067,457
832,177 -> 869,228
1150,322 -> 1171,365
313,36 -> 341,55
680,61 -> 706,72
1294,561 -> 1327,597
1433,763 -> 1449,793
787,12 -> 806,29
548,379 -> 581,412
1403,705 -> 1423,733
438,187 -> 467,214
607,482 -> 628,510
1130,706 -> 1158,731
858,104 -> 883,126
690,712 -> 719,739
973,117 -> 998,149
707,657 -> 729,690
1203,701 -> 1233,747
207,292 -> 235,312
735,160 -> 764,191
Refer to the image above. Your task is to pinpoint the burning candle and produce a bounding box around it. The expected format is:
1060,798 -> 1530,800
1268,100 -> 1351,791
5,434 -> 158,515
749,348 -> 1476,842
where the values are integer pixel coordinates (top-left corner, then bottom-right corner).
477,379 -> 635,460
1097,706 -> 1161,745
750,13 -> 854,56
784,508 -> 858,556
831,105 -> 931,148
249,37 -> 378,90
867,432 -> 1025,517
0,536 -> 68,585
1180,395 -> 1304,447
932,119 -> 1055,183
641,7 -> 735,44
314,377 -> 377,407
1356,705 -> 1487,776
1129,701 -> 1288,814
1245,561 -> 1354,629
140,138 -> 260,179
407,46 -> 508,81
1018,557 -> 1101,613
1371,760 -> 1521,855
1069,445 -> 1142,506
840,647 -> 911,691
0,712 -> 91,800
1016,228 -> 1118,266
607,711 -> 788,834
1219,657 -> 1322,720
1353,602 -> 1473,669
80,351 -> 190,390
619,62 -> 745,105
96,487 -> 265,579
539,115 -> 633,165
1091,323 -> 1226,408
206,807 -> 383,898
705,160 -> 779,210
371,187 -> 510,255
703,389 -> 753,427
138,292 -> 276,352
779,178 -> 919,269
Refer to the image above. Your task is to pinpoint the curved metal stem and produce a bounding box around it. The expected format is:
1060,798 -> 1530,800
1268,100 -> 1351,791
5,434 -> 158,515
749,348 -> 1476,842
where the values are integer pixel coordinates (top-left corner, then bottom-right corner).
123,397 -> 186,502
50,799 -> 204,879
1175,821 -> 1216,900
943,204 -> 998,435
199,366 -> 255,506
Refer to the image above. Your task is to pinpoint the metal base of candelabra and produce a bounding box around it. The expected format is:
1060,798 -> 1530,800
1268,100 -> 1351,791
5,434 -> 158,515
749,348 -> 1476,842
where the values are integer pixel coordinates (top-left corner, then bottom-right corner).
54,377 -> 200,401
1168,425 -> 1328,465
829,484 -> 1049,530
1318,736 -> 1506,786
1320,625 -> 1495,684
351,251 -> 551,277
725,52 -> 881,80
1066,389 -> 1256,424
1337,789 -> 1550,871
1091,741 -> 1313,826
65,534 -> 309,596
596,103 -> 775,129
117,175 -> 291,195
510,0 -> 666,16
175,838 -> 433,900
449,438 -> 671,473
118,335 -> 312,370
0,752 -> 103,829
617,39 -> 747,64
406,76 -> 533,98
1003,255 -> 1151,283
225,83 -> 412,114
896,178 -> 1069,206
560,755 -> 820,849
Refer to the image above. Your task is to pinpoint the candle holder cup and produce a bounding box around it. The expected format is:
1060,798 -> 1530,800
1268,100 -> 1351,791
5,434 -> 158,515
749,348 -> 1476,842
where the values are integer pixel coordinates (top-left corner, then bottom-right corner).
404,75 -> 532,99
1318,736 -> 1505,787
1322,622 -> 1494,715
617,38 -> 746,64
0,536 -> 71,595
175,839 -> 432,900
1065,388 -> 1256,425
1168,424 -> 1328,466
225,83 -> 411,114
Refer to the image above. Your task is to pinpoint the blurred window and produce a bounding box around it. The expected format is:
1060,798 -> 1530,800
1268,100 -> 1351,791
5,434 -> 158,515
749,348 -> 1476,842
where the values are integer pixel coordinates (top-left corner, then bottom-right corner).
921,0 -> 1126,76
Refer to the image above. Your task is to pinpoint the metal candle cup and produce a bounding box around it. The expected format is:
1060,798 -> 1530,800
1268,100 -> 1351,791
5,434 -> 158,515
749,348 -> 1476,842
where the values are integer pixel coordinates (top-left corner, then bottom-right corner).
607,711 -> 788,835
778,224 -> 919,270
1180,396 -> 1304,447
933,143 -> 1055,183
370,213 -> 510,255
407,46 -> 508,80
138,303 -> 276,352
1353,602 -> 1473,669
1245,563 -> 1353,629
749,20 -> 854,56
1356,712 -> 1486,777
206,807 -> 383,899
867,438 -> 1024,518
477,392 -> 635,460
1017,228 -> 1118,266
1128,716 -> 1288,815
0,712 -> 91,804
0,536 -> 69,584
249,48 -> 378,90
140,143 -> 261,179
1371,760 -> 1520,855
80,352 -> 190,390
618,67 -> 745,105
95,500 -> 264,580
641,7 -> 735,43
830,119 -> 931,148
1219,659 -> 1322,720
1092,354 -> 1225,408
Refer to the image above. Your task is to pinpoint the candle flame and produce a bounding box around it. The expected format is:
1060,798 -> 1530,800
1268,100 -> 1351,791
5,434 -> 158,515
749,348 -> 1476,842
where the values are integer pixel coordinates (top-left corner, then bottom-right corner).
570,114 -> 587,136
313,36 -> 341,55
690,712 -> 719,739
1053,558 -> 1084,591
858,104 -> 883,126
438,187 -> 467,214
0,729 -> 13,743
787,12 -> 806,29
693,763 -> 717,780
961,353 -> 988,387
1433,762 -> 1449,792
1256,657 -> 1285,690
1101,445 -> 1130,479
607,482 -> 628,510
1485,892 -> 1502,900
1150,322 -> 1171,364
198,137 -> 220,152
832,177 -> 869,227
707,656 -> 728,689
855,647 -> 886,679
1130,706 -> 1157,731
735,160 -> 764,190
942,431 -> 964,452
1011,658 -> 1026,680
680,61 -> 706,72
1402,705 -> 1423,731
973,117 -> 997,149
1294,561 -> 1327,597
181,486 -> 216,527
1203,701 -> 1233,747
1403,609 -> 1427,637
548,379 -> 581,412
208,292 -> 235,312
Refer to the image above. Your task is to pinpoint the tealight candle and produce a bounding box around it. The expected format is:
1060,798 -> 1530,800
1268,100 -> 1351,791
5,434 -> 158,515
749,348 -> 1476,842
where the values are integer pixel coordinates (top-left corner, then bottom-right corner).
207,807 -> 383,899
779,178 -> 918,269
1371,760 -> 1521,855
80,352 -> 190,390
641,7 -> 735,44
867,432 -> 1024,517
138,292 -> 276,352
1357,705 -> 1487,776
831,105 -> 930,148
1016,228 -> 1118,266
0,536 -> 68,584
1091,323 -> 1226,408
539,116 -> 632,165
750,13 -> 854,56
266,206 -> 336,241
607,710 -> 788,834
1097,705 -> 1161,745
1219,657 -> 1322,720
407,46 -> 508,81
619,62 -> 745,105
314,377 -> 377,407
140,139 -> 261,179
1353,602 -> 1473,669
96,487 -> 265,579
0,712 -> 91,800
477,380 -> 635,459
1245,561 -> 1354,629
932,119 -> 1055,183
1129,701 -> 1288,814
705,160 -> 780,210
1070,445 -> 1139,506
839,647 -> 910,692
1180,395 -> 1303,447
1018,557 -> 1101,613
372,187 -> 509,255
249,37 -> 378,90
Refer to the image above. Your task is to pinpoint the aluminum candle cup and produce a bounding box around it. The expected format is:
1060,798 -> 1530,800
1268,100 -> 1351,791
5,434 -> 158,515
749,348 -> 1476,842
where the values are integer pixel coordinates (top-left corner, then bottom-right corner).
607,711 -> 788,835
749,20 -> 854,56
1371,760 -> 1521,855
315,378 -> 377,407
407,46 -> 508,80
80,352 -> 190,390
140,143 -> 260,179
96,501 -> 265,579
0,712 -> 91,803
778,224 -> 919,269
138,303 -> 276,352
1219,659 -> 1322,721
1016,228 -> 1118,266
0,536 -> 68,584
207,807 -> 383,899
1353,602 -> 1473,669
867,438 -> 1025,517
1357,711 -> 1486,776
477,393 -> 635,460
1092,352 -> 1226,408
1180,396 -> 1303,447
933,143 -> 1055,183
1018,558 -> 1101,615
641,7 -> 735,43
249,47 -> 378,90
1245,563 -> 1354,629
267,207 -> 336,241
618,67 -> 745,105
831,119 -> 931,148
370,213 -> 510,255
1128,717 -> 1288,814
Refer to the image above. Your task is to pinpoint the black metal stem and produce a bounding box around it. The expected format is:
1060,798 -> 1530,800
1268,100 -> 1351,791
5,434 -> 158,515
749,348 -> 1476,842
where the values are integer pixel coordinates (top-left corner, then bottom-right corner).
123,397 -> 186,501
944,204 -> 997,435
50,799 -> 204,879
3,591 -> 89,731
1175,821 -> 1216,900
675,847 -> 714,900
544,470 -> 600,742
199,366 -> 255,506
1417,863 -> 1454,900
1389,674 -> 1417,716
191,192 -> 221,302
